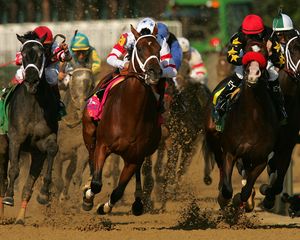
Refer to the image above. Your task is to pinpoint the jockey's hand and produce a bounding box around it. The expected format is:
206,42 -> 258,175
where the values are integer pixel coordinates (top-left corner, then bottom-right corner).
15,52 -> 22,65
58,72 -> 66,81
123,62 -> 129,70
267,40 -> 273,56
59,42 -> 69,52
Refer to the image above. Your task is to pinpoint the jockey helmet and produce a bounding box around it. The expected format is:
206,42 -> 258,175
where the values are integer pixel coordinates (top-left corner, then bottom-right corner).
136,17 -> 156,35
178,37 -> 190,53
34,26 -> 53,44
157,22 -> 170,40
71,32 -> 90,51
242,14 -> 264,34
273,13 -> 294,31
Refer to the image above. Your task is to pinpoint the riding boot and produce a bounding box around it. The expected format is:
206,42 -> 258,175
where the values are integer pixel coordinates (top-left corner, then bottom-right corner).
268,79 -> 288,125
52,84 -> 66,120
215,74 -> 241,118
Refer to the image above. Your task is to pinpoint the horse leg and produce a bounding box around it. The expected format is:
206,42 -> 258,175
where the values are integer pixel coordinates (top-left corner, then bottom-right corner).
218,153 -> 235,209
60,155 -> 77,201
3,141 -> 21,206
154,140 -> 165,183
73,145 -> 89,187
0,137 -> 8,219
96,162 -> 138,215
52,152 -> 64,198
37,134 -> 58,205
15,149 -> 45,224
142,156 -> 154,212
233,160 -> 267,212
82,144 -> 108,211
261,146 -> 294,209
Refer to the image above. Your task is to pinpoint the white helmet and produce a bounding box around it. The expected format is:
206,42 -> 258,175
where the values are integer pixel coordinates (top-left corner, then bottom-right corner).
136,17 -> 156,34
178,37 -> 190,53
273,13 -> 294,31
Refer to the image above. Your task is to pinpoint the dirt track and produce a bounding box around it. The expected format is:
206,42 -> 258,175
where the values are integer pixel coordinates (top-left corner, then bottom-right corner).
1,59 -> 300,240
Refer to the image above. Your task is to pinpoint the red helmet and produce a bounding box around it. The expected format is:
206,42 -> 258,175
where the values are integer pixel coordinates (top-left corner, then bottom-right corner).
33,26 -> 53,44
242,14 -> 264,34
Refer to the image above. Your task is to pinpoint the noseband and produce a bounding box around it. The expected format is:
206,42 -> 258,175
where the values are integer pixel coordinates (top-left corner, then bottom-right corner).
131,35 -> 160,77
21,40 -> 45,79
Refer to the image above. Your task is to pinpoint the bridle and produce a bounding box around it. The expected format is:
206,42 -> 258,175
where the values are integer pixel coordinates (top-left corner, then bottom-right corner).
131,34 -> 160,83
21,40 -> 45,79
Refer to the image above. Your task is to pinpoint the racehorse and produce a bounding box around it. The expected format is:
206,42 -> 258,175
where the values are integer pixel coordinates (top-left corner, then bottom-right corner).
81,25 -> 162,215
202,39 -> 280,211
53,67 -> 94,201
0,135 -> 8,219
260,35 -> 300,209
1,32 -> 58,224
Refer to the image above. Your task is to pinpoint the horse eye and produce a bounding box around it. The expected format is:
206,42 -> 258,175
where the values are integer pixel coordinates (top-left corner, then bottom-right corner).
137,47 -> 142,52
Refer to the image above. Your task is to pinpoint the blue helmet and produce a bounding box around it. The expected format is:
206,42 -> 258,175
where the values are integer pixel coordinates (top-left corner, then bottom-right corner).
157,22 -> 170,40
71,32 -> 90,51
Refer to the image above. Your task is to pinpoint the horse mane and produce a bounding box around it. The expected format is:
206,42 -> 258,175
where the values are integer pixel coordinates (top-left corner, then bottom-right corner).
20,31 -> 39,40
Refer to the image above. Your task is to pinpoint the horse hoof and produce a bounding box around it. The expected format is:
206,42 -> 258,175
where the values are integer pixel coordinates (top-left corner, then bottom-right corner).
36,194 -> 49,205
132,198 -> 144,216
245,189 -> 256,212
82,200 -> 94,211
259,184 -> 269,196
15,219 -> 25,225
262,196 -> 275,210
232,193 -> 242,208
96,204 -> 107,215
203,176 -> 212,185
2,197 -> 14,206
217,192 -> 230,209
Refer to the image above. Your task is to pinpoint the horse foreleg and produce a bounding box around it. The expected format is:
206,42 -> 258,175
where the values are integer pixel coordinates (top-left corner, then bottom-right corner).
234,160 -> 266,212
96,162 -> 137,215
73,145 -> 89,187
3,141 -> 21,206
0,145 -> 8,219
16,150 -> 45,224
82,144 -> 107,211
60,155 -> 77,201
133,164 -> 144,216
218,153 -> 235,209
37,134 -> 58,205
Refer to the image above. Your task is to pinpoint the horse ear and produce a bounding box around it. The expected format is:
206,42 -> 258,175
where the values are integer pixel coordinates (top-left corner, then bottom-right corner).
16,34 -> 26,44
39,33 -> 47,44
131,24 -> 140,40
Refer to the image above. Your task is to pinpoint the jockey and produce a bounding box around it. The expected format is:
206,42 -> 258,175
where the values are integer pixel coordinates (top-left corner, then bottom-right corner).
157,22 -> 182,70
177,37 -> 208,85
215,14 -> 287,124
58,32 -> 101,83
272,13 -> 300,52
106,17 -> 177,112
14,26 -> 72,119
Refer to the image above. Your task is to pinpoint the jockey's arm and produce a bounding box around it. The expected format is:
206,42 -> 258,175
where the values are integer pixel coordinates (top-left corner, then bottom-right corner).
268,35 -> 285,69
227,32 -> 244,66
52,42 -> 72,62
90,49 -> 102,75
189,48 -> 208,84
107,33 -> 129,70
159,38 -> 177,78
168,33 -> 183,70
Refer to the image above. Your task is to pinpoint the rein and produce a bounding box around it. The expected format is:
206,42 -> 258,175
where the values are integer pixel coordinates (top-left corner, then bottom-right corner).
285,36 -> 300,80
21,40 -> 45,79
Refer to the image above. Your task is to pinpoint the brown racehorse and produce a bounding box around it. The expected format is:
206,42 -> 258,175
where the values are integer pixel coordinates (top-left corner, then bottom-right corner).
81,25 -> 162,215
202,40 -> 280,212
260,35 -> 300,209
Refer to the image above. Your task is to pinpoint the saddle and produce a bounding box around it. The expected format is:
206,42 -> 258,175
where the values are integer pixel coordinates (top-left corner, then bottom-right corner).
0,84 -> 18,134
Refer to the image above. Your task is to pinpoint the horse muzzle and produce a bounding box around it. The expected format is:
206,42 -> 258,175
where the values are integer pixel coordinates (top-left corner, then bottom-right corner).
145,69 -> 161,85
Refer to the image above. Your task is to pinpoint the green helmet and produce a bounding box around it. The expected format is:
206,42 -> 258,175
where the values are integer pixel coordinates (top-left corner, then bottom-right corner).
273,13 -> 293,31
71,32 -> 90,51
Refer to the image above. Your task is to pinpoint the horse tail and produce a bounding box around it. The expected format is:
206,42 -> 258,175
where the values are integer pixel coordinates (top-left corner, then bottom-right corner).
201,132 -> 215,186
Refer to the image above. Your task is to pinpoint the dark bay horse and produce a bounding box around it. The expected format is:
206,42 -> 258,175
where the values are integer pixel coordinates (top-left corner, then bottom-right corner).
53,67 -> 94,201
260,35 -> 300,209
81,25 -> 161,215
1,33 -> 58,224
203,40 -> 280,211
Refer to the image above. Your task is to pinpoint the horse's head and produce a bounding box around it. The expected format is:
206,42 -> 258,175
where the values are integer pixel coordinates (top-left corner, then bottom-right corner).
129,25 -> 162,85
285,36 -> 300,81
69,67 -> 94,111
242,40 -> 268,86
17,32 -> 46,94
